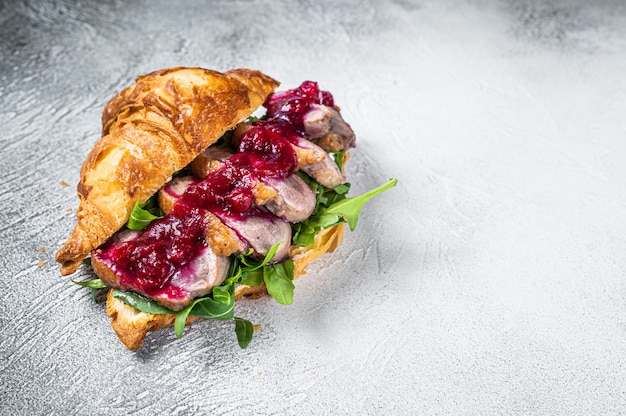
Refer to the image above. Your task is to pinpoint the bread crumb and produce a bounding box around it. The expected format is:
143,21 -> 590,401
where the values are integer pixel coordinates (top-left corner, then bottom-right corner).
66,207 -> 72,212
38,247 -> 46,252
253,324 -> 262,332
37,260 -> 45,268
59,180 -> 70,187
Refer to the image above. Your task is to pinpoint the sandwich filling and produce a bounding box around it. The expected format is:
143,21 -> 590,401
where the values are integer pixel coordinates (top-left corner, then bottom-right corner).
91,81 -> 356,311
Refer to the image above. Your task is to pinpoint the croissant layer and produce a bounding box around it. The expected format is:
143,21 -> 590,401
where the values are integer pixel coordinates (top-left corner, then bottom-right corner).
56,68 -> 279,275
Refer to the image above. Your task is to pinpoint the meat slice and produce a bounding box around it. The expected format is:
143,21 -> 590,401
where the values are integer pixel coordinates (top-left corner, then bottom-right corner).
91,229 -> 230,311
220,213 -> 292,262
296,139 -> 345,188
326,106 -> 356,150
232,122 -> 327,170
158,176 -> 199,214
303,104 -> 332,139
159,177 -> 290,260
165,244 -> 230,308
190,147 -> 233,178
185,145 -> 315,223
292,139 -> 327,168
189,149 -> 279,206
304,105 -> 356,152
159,176 -> 247,257
204,212 -> 246,257
263,174 -> 316,223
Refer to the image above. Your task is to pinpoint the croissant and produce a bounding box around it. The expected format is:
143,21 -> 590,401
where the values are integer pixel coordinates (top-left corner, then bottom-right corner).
56,68 -> 279,275
56,68 -> 387,351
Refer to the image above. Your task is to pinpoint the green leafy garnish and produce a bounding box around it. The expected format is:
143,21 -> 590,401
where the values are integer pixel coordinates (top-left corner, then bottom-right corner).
225,243 -> 282,287
292,172 -> 347,246
292,177 -> 396,245
73,277 -> 108,302
263,259 -> 295,305
112,290 -> 176,315
239,268 -> 264,287
72,278 -> 107,289
126,196 -> 164,231
326,182 -> 350,204
174,285 -> 236,337
226,243 -> 296,305
330,150 -> 346,172
324,178 -> 397,231
234,317 -> 254,348
246,114 -> 266,123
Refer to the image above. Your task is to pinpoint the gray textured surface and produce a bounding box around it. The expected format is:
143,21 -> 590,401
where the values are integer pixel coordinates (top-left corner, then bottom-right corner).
2,0 -> 626,414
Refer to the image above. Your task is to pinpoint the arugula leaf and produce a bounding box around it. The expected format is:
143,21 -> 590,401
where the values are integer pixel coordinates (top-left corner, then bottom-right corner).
327,182 -> 350,202
174,285 -> 235,337
72,278 -> 109,302
226,243 -> 281,287
292,172 -> 356,246
246,114 -> 266,123
263,259 -> 295,305
126,196 -> 164,231
187,295 -> 234,320
292,178 -> 396,245
239,268 -> 264,287
323,178 -> 397,231
174,305 -> 192,338
211,285 -> 231,305
291,221 -> 317,248
112,290 -> 176,314
242,243 -> 281,271
72,278 -> 108,289
234,317 -> 254,348
330,150 -> 345,171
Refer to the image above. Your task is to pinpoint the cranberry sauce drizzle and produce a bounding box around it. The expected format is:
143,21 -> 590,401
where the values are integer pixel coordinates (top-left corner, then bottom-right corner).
263,80 -> 334,133
95,81 -> 335,297
97,208 -> 208,299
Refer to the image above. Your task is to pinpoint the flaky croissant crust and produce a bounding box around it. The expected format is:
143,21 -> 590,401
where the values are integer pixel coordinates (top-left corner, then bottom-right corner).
56,68 -> 279,275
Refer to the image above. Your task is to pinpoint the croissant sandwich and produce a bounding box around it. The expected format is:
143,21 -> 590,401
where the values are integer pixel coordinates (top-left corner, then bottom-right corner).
57,67 -> 396,351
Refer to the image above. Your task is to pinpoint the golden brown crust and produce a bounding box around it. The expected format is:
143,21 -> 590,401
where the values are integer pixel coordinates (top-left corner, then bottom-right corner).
225,69 -> 279,110
189,152 -> 226,178
290,221 -> 345,278
106,289 -> 199,351
106,222 -> 345,351
204,212 -> 246,257
56,68 -> 279,275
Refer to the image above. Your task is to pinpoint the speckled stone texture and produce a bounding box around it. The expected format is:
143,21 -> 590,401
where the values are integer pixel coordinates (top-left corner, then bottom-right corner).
2,0 -> 626,414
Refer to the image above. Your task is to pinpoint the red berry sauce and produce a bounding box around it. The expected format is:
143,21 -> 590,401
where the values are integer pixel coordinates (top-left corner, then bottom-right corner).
94,81 -> 335,301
